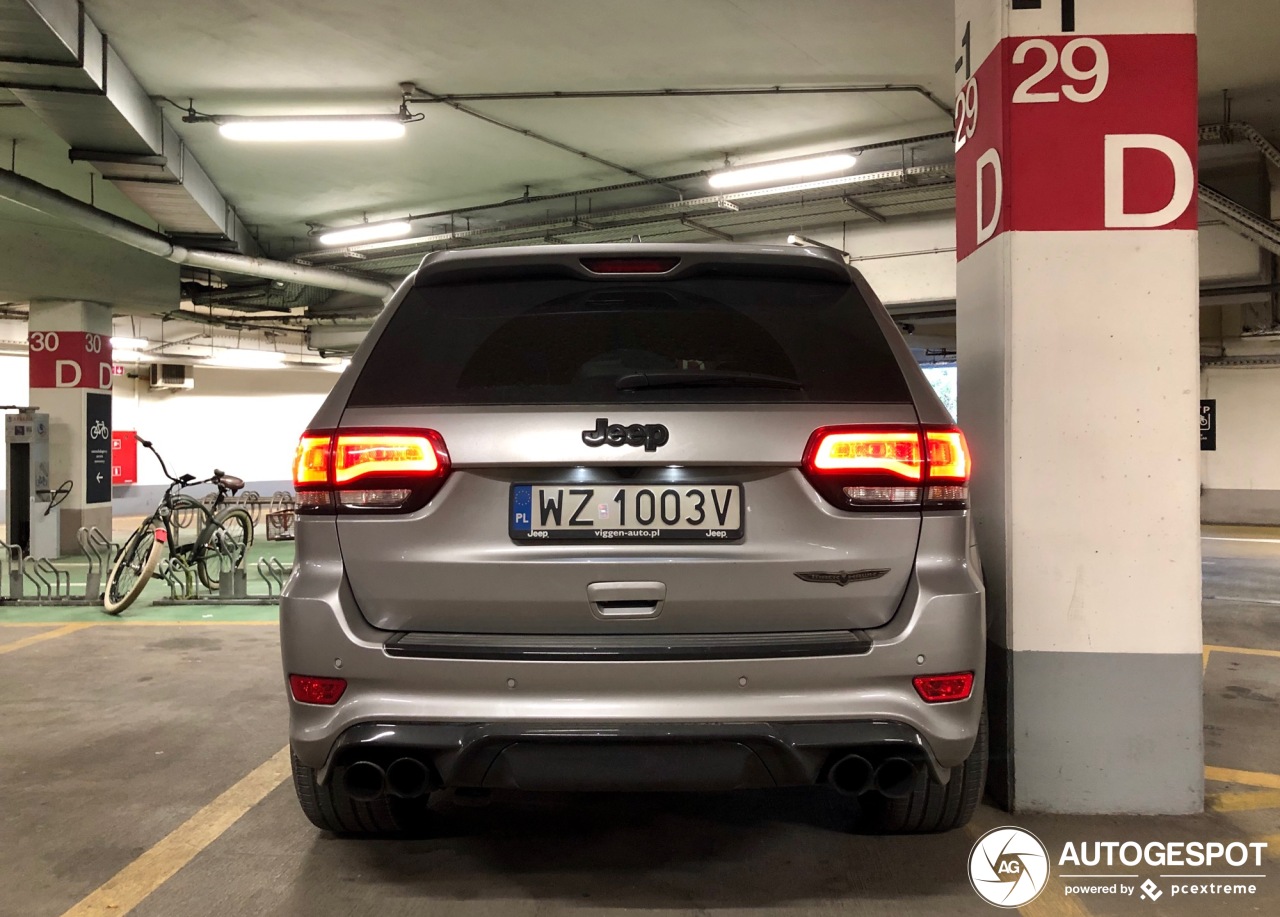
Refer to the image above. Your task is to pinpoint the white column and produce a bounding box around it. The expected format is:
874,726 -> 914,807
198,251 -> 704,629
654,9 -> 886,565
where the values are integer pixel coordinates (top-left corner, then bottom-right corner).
27,300 -> 114,554
955,0 -> 1202,813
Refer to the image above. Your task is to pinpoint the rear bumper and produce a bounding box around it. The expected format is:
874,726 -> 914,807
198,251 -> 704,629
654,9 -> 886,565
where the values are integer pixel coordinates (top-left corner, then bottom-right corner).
319,719 -> 944,789
281,512 -> 985,783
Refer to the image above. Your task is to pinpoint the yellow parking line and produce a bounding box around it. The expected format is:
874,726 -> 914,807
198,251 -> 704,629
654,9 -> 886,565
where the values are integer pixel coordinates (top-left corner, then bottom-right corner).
1208,788 -> 1280,812
1206,766 -> 1280,790
1203,647 -> 1212,671
59,746 -> 291,917
1204,644 -> 1280,661
1259,834 -> 1280,859
0,622 -> 96,654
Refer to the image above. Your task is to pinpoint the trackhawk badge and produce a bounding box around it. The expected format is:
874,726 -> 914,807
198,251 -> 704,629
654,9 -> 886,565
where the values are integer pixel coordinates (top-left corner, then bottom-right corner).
794,569 -> 890,587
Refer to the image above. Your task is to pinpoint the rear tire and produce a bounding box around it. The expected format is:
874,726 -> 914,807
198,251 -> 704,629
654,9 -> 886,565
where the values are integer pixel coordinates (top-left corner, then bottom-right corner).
103,526 -> 165,615
859,707 -> 988,834
290,751 -> 428,836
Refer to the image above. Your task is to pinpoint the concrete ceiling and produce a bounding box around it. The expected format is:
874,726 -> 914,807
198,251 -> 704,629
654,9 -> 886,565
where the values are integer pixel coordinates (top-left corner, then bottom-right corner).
1,0 -> 1278,316
78,0 -> 956,250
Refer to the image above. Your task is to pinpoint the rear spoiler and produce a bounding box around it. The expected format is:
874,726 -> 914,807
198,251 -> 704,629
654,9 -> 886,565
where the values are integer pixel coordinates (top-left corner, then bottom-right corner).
413,243 -> 852,287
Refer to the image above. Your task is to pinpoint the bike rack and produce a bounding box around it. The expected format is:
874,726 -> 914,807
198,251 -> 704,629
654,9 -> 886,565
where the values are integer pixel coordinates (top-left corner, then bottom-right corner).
1,539 -> 22,599
1,524 -> 291,609
0,527 -> 122,606
77,526 -> 119,600
158,555 -> 197,600
255,557 -> 290,597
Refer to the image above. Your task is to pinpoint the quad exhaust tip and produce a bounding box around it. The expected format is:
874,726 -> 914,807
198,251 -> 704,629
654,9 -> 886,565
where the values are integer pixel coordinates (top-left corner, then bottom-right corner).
873,757 -> 919,799
827,753 -> 920,798
342,758 -> 439,801
827,754 -> 874,796
342,761 -> 386,802
386,757 -> 435,798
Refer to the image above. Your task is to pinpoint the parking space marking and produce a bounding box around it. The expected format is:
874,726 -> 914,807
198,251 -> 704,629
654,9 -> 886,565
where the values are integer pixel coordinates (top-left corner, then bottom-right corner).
1206,766 -> 1280,791
1204,644 -> 1280,661
1260,834 -> 1280,859
1202,536 -> 1280,543
59,745 -> 291,917
0,622 -> 95,654
1208,789 -> 1280,812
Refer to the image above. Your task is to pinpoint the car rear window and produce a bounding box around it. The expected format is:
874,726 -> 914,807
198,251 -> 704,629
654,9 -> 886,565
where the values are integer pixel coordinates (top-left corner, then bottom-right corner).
347,276 -> 912,406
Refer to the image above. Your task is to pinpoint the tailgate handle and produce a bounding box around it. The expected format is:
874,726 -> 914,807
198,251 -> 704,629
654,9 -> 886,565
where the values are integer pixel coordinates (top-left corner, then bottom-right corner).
587,581 -> 666,618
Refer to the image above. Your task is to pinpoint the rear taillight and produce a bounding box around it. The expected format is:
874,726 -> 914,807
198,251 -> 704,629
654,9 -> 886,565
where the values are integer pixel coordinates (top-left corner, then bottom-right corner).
292,428 -> 450,514
913,672 -> 975,703
802,425 -> 970,510
288,674 -> 347,705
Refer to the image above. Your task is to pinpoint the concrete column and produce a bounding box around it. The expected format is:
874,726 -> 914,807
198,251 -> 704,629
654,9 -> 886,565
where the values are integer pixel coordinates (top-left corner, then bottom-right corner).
27,301 -> 114,554
954,0 -> 1202,813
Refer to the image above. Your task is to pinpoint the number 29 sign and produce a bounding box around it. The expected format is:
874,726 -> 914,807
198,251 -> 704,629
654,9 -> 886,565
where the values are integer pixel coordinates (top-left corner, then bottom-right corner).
954,8 -> 1197,259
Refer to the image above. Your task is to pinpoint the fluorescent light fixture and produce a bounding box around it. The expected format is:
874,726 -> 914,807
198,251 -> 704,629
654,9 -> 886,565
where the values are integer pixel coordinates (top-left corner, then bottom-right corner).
318,221 -> 412,247
206,350 -> 288,369
709,153 -> 857,189
218,118 -> 406,143
109,336 -> 149,349
112,349 -> 146,362
323,358 -> 352,373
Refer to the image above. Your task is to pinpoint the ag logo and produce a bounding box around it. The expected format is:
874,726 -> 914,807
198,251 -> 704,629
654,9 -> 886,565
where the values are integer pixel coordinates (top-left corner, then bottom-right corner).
968,826 -> 1049,908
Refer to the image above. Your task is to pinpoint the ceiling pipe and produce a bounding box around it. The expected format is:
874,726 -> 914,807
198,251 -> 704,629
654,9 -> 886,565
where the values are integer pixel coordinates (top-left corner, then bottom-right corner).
1199,184 -> 1280,259
0,167 -> 394,299
403,82 -> 679,192
403,84 -> 955,117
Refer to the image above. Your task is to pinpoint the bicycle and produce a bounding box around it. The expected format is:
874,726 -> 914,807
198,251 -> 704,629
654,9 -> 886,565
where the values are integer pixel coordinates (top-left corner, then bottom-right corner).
103,436 -> 255,614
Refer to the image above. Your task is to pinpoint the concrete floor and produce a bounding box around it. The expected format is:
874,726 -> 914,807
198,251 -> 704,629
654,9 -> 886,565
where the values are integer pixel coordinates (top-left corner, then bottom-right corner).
0,526 -> 1277,916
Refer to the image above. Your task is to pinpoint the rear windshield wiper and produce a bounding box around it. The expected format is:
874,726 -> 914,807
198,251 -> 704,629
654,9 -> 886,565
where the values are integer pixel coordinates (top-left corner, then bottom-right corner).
615,371 -> 804,391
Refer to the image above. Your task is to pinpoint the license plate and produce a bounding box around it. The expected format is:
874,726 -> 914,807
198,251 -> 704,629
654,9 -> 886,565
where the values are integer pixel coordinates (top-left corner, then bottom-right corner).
510,484 -> 744,542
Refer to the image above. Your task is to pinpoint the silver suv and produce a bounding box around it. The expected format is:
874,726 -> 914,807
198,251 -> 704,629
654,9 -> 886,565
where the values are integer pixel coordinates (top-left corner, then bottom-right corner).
282,243 -> 986,835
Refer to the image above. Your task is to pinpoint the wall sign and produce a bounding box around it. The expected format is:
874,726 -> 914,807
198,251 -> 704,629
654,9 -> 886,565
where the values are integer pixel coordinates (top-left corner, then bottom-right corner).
1200,399 -> 1216,451
28,331 -> 114,390
86,392 -> 112,503
112,430 -> 137,485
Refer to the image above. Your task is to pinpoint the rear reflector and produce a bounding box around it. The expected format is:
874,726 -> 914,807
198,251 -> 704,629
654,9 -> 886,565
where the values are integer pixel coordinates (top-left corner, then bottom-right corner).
912,672 -> 975,703
288,674 -> 347,705
580,256 -> 680,274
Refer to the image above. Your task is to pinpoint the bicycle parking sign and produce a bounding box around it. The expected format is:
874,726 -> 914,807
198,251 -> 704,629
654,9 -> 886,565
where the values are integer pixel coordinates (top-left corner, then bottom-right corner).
86,392 -> 112,503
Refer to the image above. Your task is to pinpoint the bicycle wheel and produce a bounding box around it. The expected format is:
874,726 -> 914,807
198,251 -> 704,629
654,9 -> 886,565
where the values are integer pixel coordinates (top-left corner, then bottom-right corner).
196,507 -> 254,591
103,525 -> 166,614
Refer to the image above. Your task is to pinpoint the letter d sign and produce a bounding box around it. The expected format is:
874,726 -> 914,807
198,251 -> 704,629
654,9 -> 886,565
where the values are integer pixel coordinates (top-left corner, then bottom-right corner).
1104,134 -> 1194,229
55,359 -> 82,387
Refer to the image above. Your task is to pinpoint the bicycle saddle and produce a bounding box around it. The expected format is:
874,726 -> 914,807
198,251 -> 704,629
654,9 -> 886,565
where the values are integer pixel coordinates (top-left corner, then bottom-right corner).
215,472 -> 245,494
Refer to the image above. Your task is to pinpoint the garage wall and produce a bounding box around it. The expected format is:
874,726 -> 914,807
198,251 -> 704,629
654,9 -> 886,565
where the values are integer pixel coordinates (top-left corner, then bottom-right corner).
110,366 -> 335,515
0,355 -> 335,523
1200,365 -> 1280,524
